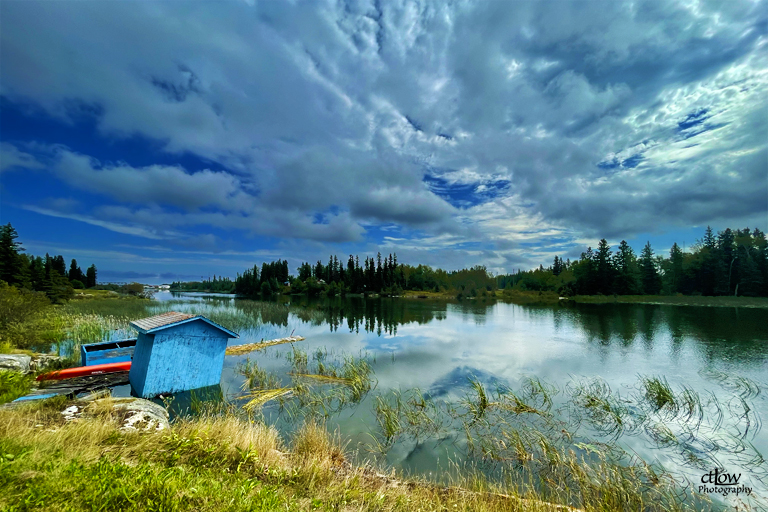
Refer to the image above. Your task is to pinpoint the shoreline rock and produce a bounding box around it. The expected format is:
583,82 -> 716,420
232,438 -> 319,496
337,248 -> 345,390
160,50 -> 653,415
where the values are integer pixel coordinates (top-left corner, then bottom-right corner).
0,354 -> 31,373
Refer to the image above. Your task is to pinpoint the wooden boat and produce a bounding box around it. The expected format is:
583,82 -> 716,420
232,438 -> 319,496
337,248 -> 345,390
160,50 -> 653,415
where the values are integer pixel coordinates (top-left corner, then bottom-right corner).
37,361 -> 132,381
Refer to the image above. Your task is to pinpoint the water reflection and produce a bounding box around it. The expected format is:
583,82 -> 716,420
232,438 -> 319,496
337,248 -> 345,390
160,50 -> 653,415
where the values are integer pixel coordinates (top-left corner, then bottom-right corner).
288,297 -> 452,335
558,303 -> 768,367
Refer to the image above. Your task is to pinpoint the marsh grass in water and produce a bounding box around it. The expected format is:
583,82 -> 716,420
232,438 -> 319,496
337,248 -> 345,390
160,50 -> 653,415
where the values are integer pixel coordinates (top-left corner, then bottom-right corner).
358,372 -> 766,510
234,346 -> 376,420
287,345 -> 308,374
370,389 -> 446,453
241,388 -> 293,412
288,354 -> 376,417
641,376 -> 678,414
238,359 -> 283,391
567,378 -> 629,439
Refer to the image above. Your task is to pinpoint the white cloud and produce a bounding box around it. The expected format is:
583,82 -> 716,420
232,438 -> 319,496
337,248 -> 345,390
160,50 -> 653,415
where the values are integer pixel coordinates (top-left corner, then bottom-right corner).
0,143 -> 45,172
1,0 -> 765,271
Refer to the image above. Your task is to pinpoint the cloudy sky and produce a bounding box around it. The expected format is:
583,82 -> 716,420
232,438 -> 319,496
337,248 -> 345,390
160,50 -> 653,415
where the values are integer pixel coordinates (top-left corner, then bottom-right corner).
1,0 -> 766,283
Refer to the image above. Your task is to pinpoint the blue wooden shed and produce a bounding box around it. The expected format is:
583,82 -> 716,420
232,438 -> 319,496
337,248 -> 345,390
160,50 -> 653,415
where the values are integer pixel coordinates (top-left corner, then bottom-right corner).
128,312 -> 238,398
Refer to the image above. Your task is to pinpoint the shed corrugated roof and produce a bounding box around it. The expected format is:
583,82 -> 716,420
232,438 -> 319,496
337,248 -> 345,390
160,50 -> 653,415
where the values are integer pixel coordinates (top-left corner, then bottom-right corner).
129,311 -> 238,338
130,312 -> 195,332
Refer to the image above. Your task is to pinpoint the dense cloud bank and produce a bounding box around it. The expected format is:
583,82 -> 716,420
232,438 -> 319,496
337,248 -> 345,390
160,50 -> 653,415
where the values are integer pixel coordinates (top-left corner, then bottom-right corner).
1,0 -> 766,274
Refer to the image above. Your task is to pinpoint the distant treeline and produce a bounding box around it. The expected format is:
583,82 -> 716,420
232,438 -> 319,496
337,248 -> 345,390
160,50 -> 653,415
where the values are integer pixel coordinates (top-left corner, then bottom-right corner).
229,226 -> 767,299
0,223 -> 98,303
170,276 -> 236,294
501,226 -> 767,297
234,253 -> 495,298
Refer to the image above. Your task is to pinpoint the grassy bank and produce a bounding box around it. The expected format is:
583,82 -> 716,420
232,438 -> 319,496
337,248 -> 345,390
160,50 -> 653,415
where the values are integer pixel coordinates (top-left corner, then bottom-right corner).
401,290 -> 458,299
0,396 -> 706,512
569,294 -> 768,308
492,289 -> 768,308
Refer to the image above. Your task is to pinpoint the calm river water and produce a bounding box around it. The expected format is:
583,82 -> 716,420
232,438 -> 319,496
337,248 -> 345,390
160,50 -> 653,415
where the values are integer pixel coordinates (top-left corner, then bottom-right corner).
148,292 -> 767,508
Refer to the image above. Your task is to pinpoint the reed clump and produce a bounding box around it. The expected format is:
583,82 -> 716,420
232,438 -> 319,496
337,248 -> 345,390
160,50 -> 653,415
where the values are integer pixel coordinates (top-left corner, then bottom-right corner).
641,376 -> 677,413
238,359 -> 282,391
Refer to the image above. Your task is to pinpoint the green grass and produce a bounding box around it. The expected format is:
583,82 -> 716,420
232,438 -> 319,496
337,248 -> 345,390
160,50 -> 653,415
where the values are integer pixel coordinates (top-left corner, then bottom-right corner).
0,371 -> 33,404
498,290 -> 562,304
64,296 -> 158,318
570,294 -> 768,308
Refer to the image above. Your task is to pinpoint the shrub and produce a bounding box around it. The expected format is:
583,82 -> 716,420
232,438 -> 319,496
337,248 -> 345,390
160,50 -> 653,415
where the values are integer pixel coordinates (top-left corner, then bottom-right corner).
0,282 -> 64,351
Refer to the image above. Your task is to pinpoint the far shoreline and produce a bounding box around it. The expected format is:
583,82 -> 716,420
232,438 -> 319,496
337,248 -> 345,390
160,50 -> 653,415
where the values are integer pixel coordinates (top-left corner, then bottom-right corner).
162,287 -> 768,309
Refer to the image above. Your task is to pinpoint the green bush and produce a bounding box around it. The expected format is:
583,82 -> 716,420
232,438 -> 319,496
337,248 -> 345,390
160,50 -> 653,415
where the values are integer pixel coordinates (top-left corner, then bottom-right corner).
0,281 -> 64,351
0,371 -> 32,404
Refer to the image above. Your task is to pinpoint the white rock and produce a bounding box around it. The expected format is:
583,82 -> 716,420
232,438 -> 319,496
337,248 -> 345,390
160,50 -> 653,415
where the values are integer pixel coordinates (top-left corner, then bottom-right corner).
109,398 -> 170,431
0,354 -> 31,373
61,405 -> 81,421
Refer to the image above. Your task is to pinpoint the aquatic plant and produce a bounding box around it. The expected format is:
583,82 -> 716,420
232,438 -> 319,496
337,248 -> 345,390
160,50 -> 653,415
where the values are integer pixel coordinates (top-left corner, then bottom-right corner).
374,393 -> 403,446
241,388 -> 292,412
640,376 -> 677,413
237,359 -> 282,391
567,378 -> 629,439
287,345 -> 308,374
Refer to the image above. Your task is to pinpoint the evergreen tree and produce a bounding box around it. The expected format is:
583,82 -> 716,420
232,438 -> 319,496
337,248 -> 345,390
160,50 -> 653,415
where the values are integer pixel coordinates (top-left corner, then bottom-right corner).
52,255 -> 67,276
753,228 -> 768,296
639,242 -> 661,295
552,256 -> 563,276
573,248 -> 597,295
68,259 -> 85,284
0,223 -> 24,285
86,265 -> 98,288
30,256 -> 45,291
298,262 -> 312,281
667,243 -> 684,294
703,226 -> 716,250
613,240 -> 640,295
716,228 -> 736,295
376,252 -> 383,291
595,239 -> 615,294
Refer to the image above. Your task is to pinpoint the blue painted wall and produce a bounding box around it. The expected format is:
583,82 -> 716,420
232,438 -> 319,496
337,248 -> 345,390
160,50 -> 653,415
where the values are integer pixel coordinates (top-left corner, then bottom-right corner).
129,320 -> 231,398
81,338 -> 136,366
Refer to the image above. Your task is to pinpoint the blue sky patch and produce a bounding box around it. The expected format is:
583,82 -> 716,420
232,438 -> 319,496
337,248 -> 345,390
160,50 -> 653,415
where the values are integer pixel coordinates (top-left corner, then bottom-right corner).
423,173 -> 510,209
677,108 -> 709,131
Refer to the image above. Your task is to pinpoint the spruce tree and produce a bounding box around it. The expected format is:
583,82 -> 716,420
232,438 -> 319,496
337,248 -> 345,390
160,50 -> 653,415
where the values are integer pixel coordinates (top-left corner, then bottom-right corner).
69,259 -> 84,284
613,240 -> 639,295
668,243 -> 684,294
86,264 -> 98,288
0,223 -> 24,285
639,242 -> 661,295
595,239 -> 615,294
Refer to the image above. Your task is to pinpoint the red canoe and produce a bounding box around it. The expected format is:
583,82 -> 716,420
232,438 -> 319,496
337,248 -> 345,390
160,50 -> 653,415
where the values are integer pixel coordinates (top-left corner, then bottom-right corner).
37,361 -> 132,381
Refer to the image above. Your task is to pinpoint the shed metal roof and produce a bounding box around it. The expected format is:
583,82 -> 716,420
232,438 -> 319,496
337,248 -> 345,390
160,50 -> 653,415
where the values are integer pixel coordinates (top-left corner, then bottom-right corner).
130,311 -> 239,338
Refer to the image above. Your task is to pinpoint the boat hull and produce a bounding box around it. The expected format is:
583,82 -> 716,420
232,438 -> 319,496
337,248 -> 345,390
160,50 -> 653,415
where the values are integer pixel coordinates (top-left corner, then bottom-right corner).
37,361 -> 132,381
